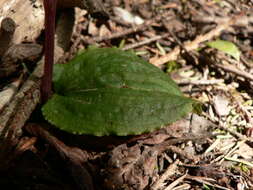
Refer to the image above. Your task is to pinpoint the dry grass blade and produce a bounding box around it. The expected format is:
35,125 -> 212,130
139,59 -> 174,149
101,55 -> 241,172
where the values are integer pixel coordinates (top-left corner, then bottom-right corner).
164,173 -> 188,190
186,175 -> 231,190
151,160 -> 180,190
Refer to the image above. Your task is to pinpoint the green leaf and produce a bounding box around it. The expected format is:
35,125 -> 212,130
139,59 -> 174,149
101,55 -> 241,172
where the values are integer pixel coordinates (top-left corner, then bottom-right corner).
43,48 -> 196,136
166,61 -> 181,73
206,40 -> 240,61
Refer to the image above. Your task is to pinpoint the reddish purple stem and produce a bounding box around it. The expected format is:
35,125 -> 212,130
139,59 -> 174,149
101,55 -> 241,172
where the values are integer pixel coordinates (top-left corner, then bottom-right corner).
41,0 -> 57,103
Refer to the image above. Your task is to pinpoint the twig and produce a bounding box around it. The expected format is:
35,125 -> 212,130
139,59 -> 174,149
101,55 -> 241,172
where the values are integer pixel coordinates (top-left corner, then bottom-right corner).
0,61 -> 42,132
213,140 -> 246,164
192,14 -> 249,27
241,55 -> 253,69
204,138 -> 221,155
150,14 -> 241,66
171,184 -> 191,190
215,63 -> 253,81
177,79 -> 223,86
224,156 -> 253,168
84,24 -> 147,44
0,60 -> 42,170
200,51 -> 253,86
85,12 -> 171,44
205,114 -> 253,148
151,160 -> 180,190
0,78 -> 22,111
186,175 -> 231,190
217,122 -> 252,142
164,173 -> 188,190
155,134 -> 217,159
122,34 -> 169,50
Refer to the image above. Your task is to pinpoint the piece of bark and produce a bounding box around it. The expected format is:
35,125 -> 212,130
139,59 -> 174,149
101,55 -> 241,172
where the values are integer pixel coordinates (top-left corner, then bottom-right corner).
0,78 -> 22,111
0,61 -> 43,134
0,0 -> 107,172
0,43 -> 43,78
0,34 -> 66,171
0,0 -> 76,139
0,60 -> 42,171
0,0 -> 108,48
3,43 -> 43,62
0,17 -> 16,57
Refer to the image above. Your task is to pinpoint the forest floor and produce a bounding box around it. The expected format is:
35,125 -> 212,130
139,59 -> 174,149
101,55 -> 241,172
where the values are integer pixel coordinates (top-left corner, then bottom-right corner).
0,0 -> 253,190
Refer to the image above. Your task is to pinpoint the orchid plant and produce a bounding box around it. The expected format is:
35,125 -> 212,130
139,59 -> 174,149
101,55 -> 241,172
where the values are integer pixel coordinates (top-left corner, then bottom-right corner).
41,0 -> 198,136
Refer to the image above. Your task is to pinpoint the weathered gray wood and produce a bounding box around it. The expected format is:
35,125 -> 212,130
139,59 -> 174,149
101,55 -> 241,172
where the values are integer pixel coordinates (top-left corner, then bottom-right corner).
0,0 -> 107,46
0,0 -> 44,44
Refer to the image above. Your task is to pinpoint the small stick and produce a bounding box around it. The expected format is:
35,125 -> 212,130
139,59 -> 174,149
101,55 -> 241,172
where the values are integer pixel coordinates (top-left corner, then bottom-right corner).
164,173 -> 188,190
122,34 -> 169,50
0,61 -> 42,171
215,63 -> 253,81
176,79 -> 223,86
186,175 -> 230,190
150,14 -> 241,66
205,114 -> 253,148
85,12 -> 171,44
150,160 -> 180,190
224,156 -> 253,168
